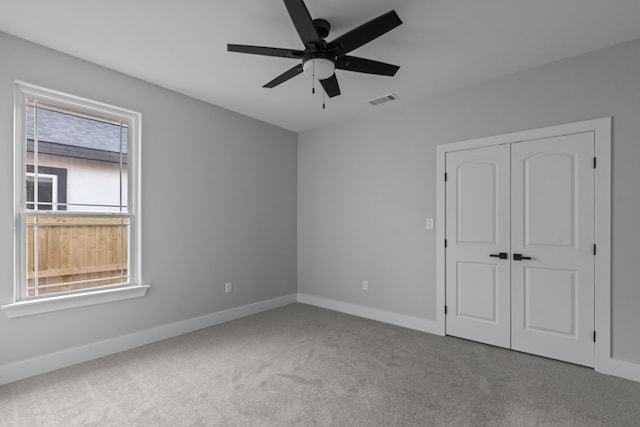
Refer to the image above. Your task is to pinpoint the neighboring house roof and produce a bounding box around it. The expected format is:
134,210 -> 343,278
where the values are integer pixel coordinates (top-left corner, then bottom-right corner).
26,105 -> 128,164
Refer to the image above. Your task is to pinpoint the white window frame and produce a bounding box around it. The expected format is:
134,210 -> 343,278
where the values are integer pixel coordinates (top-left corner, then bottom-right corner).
2,82 -> 148,318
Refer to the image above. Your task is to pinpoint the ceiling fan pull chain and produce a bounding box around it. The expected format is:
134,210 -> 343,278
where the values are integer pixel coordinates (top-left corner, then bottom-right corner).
312,60 -> 316,94
322,90 -> 326,109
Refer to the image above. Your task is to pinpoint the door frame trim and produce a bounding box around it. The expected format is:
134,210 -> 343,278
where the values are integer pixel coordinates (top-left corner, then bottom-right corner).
435,117 -> 612,374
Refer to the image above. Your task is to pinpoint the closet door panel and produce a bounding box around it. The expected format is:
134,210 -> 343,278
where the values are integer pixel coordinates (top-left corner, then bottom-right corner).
511,132 -> 595,367
445,145 -> 511,348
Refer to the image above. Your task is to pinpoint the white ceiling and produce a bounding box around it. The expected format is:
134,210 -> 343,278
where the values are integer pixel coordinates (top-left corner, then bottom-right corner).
1,0 -> 640,132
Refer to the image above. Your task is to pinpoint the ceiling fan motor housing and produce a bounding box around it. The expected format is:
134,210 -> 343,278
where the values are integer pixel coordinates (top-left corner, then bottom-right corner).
312,18 -> 331,39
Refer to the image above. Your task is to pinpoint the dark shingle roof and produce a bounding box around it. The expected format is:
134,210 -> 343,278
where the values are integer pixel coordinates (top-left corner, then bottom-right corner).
26,106 -> 128,163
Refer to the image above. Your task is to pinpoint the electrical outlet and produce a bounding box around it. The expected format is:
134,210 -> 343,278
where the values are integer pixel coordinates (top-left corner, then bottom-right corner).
425,218 -> 434,230
362,280 -> 369,291
225,282 -> 233,294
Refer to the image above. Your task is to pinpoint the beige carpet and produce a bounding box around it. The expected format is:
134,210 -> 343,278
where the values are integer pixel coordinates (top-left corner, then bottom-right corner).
1,303 -> 640,426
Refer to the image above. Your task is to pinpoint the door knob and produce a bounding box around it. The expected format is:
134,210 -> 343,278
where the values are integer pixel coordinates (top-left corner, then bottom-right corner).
513,253 -> 532,261
490,252 -> 509,259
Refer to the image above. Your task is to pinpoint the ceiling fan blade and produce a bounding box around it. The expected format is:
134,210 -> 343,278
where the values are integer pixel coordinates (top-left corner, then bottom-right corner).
329,10 -> 402,56
263,64 -> 304,88
284,0 -> 321,47
227,44 -> 304,59
319,74 -> 341,98
335,56 -> 399,76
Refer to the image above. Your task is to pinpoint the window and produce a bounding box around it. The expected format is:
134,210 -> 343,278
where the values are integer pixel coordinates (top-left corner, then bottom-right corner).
26,165 -> 67,211
4,82 -> 147,317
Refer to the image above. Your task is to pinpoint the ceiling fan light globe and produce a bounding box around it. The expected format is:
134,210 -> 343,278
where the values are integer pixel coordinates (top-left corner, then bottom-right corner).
303,58 -> 335,80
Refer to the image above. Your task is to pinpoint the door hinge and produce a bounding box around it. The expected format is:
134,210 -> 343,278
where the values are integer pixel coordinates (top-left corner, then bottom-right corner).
444,239 -> 448,248
593,244 -> 597,255
593,157 -> 597,169
445,305 -> 448,315
444,172 -> 448,182
593,330 -> 596,343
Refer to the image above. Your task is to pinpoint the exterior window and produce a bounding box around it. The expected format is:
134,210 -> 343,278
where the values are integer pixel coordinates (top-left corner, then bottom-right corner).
26,166 -> 67,211
13,82 -> 142,301
26,172 -> 57,211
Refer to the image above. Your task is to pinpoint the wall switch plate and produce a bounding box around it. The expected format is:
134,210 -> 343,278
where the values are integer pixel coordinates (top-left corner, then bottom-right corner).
362,280 -> 369,291
425,218 -> 434,230
225,282 -> 233,294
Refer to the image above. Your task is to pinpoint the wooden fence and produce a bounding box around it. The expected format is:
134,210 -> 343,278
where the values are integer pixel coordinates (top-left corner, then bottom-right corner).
27,217 -> 129,296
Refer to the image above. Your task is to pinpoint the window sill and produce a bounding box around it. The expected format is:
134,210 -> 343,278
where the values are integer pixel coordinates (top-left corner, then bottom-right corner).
1,285 -> 150,318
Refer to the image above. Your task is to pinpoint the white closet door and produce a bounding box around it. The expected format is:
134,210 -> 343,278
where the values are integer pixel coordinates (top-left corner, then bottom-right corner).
445,145 -> 511,348
510,133 -> 595,367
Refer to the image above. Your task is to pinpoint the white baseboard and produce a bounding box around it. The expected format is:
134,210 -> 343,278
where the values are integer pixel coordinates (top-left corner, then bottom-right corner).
3,292 -> 639,386
598,356 -> 640,383
297,293 -> 441,335
0,293 -> 297,386
298,294 -> 640,384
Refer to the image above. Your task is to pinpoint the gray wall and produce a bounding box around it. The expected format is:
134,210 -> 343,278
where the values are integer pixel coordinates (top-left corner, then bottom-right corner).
0,32 -> 298,366
298,38 -> 640,364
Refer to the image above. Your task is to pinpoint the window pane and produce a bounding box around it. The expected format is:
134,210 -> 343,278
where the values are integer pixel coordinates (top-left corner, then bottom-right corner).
26,216 -> 130,296
27,102 -> 128,213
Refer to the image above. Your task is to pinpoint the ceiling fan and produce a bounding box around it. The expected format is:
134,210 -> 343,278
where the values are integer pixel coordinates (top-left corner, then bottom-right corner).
227,0 -> 402,99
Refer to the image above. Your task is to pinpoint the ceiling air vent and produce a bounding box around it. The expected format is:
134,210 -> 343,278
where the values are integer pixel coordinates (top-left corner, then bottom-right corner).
368,93 -> 399,106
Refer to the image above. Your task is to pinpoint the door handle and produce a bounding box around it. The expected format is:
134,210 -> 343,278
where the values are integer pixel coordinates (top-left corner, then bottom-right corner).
513,253 -> 532,261
490,252 -> 509,259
